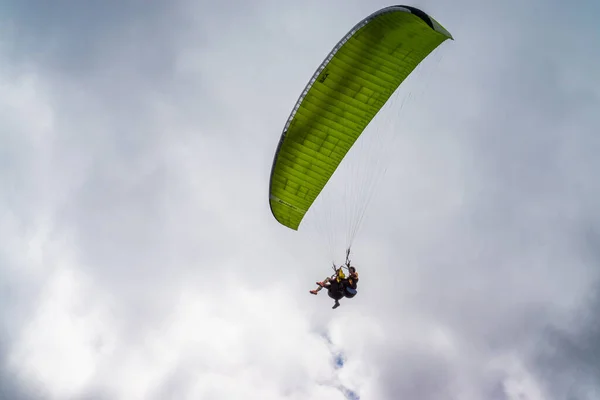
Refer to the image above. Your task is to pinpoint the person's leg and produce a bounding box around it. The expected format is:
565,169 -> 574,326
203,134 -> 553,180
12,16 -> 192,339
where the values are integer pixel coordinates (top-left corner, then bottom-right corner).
314,277 -> 331,291
310,277 -> 331,294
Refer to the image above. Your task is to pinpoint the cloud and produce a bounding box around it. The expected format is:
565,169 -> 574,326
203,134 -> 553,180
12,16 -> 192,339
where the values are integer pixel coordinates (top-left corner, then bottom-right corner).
1,0 -> 599,399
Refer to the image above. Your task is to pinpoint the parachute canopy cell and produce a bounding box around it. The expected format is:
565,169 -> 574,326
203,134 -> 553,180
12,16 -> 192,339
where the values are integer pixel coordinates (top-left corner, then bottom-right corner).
268,5 -> 453,230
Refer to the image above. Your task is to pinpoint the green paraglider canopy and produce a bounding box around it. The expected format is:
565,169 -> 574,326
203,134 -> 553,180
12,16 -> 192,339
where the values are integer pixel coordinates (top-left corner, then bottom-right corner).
268,5 -> 453,231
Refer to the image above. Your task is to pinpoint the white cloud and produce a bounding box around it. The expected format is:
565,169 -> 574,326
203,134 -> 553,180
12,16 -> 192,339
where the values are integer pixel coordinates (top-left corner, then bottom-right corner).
8,265 -> 117,399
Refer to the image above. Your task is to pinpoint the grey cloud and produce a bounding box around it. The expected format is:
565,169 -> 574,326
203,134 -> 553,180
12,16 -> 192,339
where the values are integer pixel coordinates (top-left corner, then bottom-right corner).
529,227 -> 600,398
531,292 -> 600,399
2,0 -> 179,74
379,348 -> 455,400
0,342 -> 44,400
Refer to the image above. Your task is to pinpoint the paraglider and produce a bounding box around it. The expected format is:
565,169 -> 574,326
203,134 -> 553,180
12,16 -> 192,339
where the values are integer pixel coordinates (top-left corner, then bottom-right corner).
268,5 -> 453,308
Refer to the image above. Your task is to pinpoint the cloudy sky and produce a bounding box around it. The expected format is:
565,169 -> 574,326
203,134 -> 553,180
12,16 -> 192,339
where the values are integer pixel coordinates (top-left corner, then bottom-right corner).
1,0 -> 599,399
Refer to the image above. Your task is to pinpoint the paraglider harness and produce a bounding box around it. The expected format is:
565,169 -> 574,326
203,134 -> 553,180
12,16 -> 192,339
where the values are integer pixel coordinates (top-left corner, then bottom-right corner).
326,249 -> 358,300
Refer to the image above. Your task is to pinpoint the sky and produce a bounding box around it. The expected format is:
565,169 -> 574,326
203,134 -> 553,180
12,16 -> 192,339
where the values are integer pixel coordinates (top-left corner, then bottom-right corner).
1,0 -> 599,399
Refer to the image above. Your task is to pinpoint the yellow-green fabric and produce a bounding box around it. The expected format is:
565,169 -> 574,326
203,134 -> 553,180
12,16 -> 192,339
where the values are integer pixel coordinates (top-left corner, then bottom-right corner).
269,6 -> 452,230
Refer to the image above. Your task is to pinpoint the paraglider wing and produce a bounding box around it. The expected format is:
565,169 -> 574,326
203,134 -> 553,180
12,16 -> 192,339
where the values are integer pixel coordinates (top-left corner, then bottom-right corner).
268,5 -> 453,230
